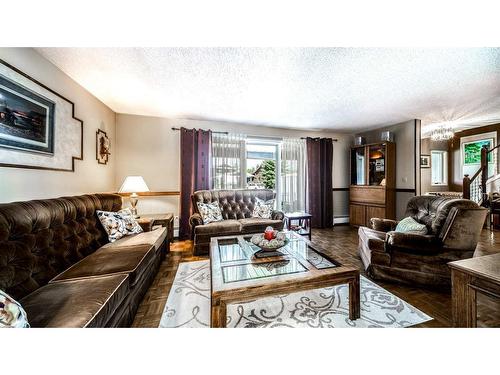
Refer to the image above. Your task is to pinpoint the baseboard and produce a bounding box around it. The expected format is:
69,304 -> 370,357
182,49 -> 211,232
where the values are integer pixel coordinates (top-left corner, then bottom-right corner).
334,216 -> 350,225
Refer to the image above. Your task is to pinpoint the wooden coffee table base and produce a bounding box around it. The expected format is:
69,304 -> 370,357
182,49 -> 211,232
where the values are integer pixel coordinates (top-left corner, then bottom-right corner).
210,273 -> 361,328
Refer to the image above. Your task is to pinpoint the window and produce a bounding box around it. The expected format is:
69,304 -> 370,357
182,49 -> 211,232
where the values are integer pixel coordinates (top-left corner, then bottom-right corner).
245,140 -> 279,190
431,150 -> 448,185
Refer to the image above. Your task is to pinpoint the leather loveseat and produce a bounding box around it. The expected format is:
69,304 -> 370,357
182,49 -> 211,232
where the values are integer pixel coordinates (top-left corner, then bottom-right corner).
189,189 -> 285,256
0,193 -> 168,327
358,196 -> 487,288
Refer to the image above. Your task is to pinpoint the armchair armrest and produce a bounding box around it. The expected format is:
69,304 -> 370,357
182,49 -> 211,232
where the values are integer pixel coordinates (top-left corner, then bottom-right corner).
385,231 -> 441,254
370,218 -> 398,232
189,213 -> 204,228
271,210 -> 285,221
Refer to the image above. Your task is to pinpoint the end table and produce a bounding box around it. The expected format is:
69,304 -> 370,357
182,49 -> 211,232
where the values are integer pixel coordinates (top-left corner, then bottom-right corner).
284,212 -> 312,240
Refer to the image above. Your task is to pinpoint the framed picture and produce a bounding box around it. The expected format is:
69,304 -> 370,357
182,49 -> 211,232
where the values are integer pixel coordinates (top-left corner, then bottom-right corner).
0,74 -> 55,154
420,154 -> 430,168
0,59 -> 83,171
463,138 -> 493,165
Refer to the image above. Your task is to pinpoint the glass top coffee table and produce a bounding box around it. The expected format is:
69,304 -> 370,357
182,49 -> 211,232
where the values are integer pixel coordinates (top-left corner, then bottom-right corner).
210,231 -> 360,327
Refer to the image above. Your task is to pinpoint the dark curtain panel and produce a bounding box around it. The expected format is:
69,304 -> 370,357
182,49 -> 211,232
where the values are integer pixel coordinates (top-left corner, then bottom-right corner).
179,128 -> 212,239
306,137 -> 333,228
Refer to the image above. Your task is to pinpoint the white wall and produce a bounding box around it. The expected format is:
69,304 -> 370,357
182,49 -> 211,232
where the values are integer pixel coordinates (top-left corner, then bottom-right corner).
115,114 -> 352,221
0,48 -> 116,202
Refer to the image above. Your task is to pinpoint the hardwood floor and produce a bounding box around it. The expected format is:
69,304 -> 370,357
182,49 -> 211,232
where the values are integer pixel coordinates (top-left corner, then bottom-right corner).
132,226 -> 500,328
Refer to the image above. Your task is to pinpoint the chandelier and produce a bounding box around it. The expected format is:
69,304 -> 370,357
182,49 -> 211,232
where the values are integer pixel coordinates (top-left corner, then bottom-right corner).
430,124 -> 454,141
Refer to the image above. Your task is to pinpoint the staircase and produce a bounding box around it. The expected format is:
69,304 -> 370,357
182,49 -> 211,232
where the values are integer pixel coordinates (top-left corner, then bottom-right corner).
463,143 -> 500,206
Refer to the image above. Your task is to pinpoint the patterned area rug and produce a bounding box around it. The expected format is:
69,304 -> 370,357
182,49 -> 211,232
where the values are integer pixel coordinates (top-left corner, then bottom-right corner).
159,260 -> 432,328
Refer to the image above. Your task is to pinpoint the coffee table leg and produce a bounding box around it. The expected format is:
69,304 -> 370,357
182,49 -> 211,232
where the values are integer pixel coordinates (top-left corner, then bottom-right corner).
349,275 -> 361,320
211,298 -> 227,328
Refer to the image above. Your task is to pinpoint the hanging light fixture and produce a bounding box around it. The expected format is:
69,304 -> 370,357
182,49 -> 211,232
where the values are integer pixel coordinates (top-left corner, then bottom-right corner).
430,124 -> 454,141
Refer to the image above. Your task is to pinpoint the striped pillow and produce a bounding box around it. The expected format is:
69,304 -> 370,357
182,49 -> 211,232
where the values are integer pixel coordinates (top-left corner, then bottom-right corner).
395,217 -> 428,235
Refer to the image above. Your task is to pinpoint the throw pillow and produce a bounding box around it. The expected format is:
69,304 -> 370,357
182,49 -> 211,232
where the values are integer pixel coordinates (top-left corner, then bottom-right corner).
197,201 -> 223,225
118,208 -> 144,234
96,209 -> 143,242
395,216 -> 428,235
252,197 -> 275,219
1,290 -> 29,328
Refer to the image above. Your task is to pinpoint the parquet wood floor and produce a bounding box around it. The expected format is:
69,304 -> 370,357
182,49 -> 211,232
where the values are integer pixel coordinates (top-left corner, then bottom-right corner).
132,226 -> 500,328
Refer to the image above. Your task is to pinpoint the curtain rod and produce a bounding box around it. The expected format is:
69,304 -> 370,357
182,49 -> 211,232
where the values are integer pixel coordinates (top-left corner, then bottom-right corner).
171,127 -> 337,141
171,127 -> 228,135
300,137 -> 338,142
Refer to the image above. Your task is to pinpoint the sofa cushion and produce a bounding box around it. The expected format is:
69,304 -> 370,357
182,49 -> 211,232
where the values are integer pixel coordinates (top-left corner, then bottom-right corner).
194,219 -> 242,235
20,274 -> 129,327
50,244 -> 154,286
239,217 -> 284,233
101,227 -> 167,254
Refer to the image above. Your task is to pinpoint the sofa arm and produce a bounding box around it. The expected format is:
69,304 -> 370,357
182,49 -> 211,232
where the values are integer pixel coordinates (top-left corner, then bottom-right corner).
271,210 -> 285,221
385,231 -> 441,254
138,220 -> 153,232
189,213 -> 204,228
370,218 -> 398,232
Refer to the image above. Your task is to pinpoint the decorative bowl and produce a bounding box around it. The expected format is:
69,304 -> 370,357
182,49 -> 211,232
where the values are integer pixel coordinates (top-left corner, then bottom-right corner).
250,232 -> 289,252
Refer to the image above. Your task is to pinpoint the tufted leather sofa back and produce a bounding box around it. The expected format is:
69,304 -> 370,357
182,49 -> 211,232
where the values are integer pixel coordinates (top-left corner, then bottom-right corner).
405,195 -> 479,236
192,189 -> 275,220
0,193 -> 122,300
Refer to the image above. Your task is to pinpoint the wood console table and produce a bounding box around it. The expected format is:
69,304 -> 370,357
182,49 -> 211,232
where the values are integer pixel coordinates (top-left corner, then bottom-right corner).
448,253 -> 500,327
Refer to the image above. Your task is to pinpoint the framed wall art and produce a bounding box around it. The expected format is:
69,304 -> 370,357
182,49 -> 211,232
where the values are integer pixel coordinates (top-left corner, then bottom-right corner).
0,59 -> 83,171
420,154 -> 430,168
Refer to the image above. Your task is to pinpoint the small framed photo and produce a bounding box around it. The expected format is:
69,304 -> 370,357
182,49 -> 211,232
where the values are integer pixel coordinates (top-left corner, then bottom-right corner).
420,154 -> 430,168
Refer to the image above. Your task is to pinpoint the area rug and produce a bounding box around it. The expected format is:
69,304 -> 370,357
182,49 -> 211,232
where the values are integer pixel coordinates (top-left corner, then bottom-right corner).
159,260 -> 432,328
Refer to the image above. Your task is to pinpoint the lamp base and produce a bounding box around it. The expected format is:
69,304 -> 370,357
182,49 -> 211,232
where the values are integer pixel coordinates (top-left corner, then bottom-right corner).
130,193 -> 139,218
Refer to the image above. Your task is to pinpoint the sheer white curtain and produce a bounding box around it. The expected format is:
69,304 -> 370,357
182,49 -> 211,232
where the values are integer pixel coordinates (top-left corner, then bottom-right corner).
211,133 -> 246,189
280,138 -> 307,212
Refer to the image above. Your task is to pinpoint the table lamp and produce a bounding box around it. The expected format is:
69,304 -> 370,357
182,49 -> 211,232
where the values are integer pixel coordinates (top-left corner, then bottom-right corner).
118,176 -> 150,217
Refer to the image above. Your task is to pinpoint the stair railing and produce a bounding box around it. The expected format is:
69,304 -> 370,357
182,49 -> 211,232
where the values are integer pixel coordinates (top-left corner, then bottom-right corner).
463,143 -> 500,205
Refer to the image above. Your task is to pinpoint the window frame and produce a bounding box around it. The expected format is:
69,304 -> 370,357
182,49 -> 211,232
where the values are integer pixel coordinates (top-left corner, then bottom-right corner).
245,137 -> 281,208
431,149 -> 448,186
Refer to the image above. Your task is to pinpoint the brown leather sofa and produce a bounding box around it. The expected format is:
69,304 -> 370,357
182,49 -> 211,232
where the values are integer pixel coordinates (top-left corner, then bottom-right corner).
0,194 -> 168,327
189,189 -> 285,255
358,196 -> 487,288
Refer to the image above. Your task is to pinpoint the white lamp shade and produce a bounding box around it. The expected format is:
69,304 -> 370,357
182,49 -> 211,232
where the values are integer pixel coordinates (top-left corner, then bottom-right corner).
119,176 -> 150,193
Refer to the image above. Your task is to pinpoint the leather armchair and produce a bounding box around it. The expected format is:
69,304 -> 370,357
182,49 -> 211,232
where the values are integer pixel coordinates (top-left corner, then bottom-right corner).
359,196 -> 487,288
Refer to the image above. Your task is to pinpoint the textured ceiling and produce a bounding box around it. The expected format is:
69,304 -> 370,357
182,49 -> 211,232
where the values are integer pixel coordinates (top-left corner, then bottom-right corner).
36,48 -> 500,133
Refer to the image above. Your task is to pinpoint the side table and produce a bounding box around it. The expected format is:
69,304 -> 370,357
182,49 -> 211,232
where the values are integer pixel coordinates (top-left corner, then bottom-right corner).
284,212 -> 312,240
448,253 -> 500,327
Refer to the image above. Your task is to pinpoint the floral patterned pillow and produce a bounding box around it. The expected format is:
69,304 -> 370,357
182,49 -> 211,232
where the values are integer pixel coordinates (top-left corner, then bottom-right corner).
197,201 -> 223,224
96,208 -> 143,242
252,197 -> 275,219
1,290 -> 29,328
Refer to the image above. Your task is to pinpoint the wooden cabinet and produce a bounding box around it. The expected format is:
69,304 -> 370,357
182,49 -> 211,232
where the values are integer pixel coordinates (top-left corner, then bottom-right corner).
349,204 -> 366,226
349,142 -> 396,227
